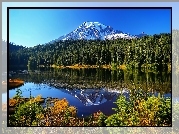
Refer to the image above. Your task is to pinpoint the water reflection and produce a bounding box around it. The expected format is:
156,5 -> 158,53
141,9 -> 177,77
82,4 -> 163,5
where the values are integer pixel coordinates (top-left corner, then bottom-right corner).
9,83 -> 123,117
54,88 -> 128,106
10,67 -> 171,94
7,67 -> 171,117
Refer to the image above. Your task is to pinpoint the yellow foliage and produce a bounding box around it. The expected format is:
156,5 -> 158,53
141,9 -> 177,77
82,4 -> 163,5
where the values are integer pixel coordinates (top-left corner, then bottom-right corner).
68,106 -> 77,117
51,99 -> 69,115
119,64 -> 127,70
33,95 -> 44,103
9,99 -> 18,106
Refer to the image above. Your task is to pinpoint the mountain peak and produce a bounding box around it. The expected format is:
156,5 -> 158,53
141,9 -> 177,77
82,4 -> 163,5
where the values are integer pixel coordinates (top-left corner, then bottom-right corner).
80,21 -> 106,29
83,21 -> 101,24
50,22 -> 147,43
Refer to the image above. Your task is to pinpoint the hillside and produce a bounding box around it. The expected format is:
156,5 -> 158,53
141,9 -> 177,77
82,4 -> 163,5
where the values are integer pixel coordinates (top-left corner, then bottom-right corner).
9,33 -> 171,71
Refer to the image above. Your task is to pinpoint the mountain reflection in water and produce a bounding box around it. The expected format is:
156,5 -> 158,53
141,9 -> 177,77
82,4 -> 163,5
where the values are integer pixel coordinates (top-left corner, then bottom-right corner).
8,68 -> 171,117
55,88 -> 129,106
9,83 -> 127,117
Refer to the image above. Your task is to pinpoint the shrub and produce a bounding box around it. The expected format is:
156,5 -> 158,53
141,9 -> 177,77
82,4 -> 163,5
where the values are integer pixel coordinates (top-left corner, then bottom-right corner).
105,90 -> 171,126
9,89 -> 171,126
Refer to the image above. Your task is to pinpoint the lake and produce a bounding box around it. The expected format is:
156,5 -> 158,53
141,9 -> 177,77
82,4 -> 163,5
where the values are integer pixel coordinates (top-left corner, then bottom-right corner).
6,67 -> 172,117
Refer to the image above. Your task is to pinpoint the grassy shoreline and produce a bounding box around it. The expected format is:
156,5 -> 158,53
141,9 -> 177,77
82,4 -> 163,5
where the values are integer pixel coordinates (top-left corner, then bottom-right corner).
51,63 -> 171,71
51,64 -> 127,70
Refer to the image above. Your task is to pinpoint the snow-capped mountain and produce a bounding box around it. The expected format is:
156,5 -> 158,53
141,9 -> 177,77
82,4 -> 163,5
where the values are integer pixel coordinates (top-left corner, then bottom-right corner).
49,21 -> 146,43
58,21 -> 123,41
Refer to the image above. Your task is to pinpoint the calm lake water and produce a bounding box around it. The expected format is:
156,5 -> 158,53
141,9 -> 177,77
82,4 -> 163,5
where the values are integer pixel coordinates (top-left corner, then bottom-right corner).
5,67 -> 172,117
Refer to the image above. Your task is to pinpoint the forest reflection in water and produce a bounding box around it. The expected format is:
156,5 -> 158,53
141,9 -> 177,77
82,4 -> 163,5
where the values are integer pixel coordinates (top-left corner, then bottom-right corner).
8,67 -> 171,117
10,67 -> 171,94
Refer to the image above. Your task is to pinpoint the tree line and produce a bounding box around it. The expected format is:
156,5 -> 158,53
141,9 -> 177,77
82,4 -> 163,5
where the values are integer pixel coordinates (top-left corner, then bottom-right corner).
9,33 -> 171,71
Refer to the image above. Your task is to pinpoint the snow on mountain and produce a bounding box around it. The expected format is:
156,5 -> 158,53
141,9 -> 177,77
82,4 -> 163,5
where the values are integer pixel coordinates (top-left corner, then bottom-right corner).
57,21 -> 117,41
105,33 -> 137,40
48,21 -> 147,43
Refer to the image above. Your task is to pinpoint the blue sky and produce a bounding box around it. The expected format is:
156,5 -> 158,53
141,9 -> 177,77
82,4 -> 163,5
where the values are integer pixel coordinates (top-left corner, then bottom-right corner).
2,2 -> 179,48
9,8 -> 171,47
